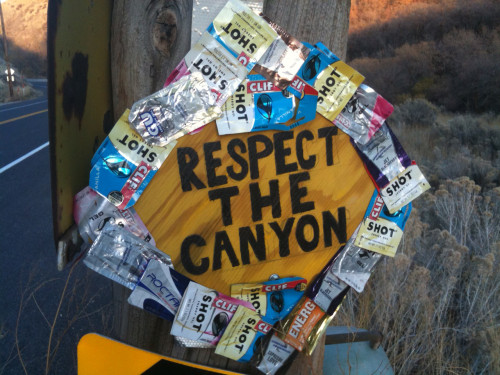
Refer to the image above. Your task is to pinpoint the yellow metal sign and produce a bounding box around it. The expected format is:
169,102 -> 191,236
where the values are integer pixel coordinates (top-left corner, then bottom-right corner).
78,333 -> 244,374
135,115 -> 373,294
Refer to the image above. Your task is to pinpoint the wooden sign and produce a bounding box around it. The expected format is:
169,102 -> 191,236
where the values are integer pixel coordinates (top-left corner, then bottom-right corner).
78,333 -> 244,374
136,114 -> 373,294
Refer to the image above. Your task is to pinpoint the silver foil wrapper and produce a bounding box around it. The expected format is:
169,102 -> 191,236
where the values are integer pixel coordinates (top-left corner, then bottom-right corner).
254,15 -> 310,90
334,84 -> 393,145
354,123 -> 406,182
83,224 -> 171,289
77,191 -> 154,245
128,72 -> 222,147
332,226 -> 382,293
256,335 -> 295,375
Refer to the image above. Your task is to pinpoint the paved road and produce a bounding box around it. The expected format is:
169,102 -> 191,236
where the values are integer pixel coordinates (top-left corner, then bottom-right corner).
0,81 -> 112,375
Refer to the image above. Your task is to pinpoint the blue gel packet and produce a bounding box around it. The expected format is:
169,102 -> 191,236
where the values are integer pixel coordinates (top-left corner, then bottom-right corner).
231,277 -> 307,324
128,259 -> 191,321
216,74 -> 318,135
89,110 -> 176,209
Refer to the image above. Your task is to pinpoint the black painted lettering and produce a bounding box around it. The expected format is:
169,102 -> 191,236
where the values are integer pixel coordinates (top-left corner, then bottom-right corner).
318,127 -> 338,166
248,135 -> 273,179
227,139 -> 249,181
269,218 -> 295,257
213,231 -> 240,271
296,130 -> 316,169
177,147 -> 206,192
209,186 -> 239,226
289,172 -> 315,214
181,235 -> 209,275
274,131 -> 298,175
239,224 -> 266,265
323,208 -> 347,245
204,141 -> 227,187
295,214 -> 319,252
249,180 -> 281,222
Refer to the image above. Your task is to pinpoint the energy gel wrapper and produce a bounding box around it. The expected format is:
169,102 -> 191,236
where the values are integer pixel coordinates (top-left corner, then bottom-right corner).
354,190 -> 412,257
75,186 -> 154,245
277,296 -> 335,354
215,306 -> 272,362
83,224 -> 172,289
296,42 -> 364,121
255,334 -> 296,375
231,277 -> 307,324
164,32 -> 248,105
207,0 -> 277,71
352,123 -> 430,212
171,281 -> 254,347
128,259 -> 191,321
128,72 -> 222,146
332,226 -> 382,293
216,74 -> 317,134
352,123 -> 410,187
334,84 -> 393,144
89,110 -> 176,209
253,15 -> 310,89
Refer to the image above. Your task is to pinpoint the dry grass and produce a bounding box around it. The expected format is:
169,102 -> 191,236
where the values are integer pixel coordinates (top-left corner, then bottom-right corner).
335,101 -> 500,374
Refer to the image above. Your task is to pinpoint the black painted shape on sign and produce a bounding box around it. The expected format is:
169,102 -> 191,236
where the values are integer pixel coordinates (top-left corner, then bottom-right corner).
141,359 -> 222,375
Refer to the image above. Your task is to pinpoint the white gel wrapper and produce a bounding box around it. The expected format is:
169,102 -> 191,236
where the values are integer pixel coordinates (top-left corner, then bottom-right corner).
76,187 -> 154,245
256,334 -> 295,375
84,224 -> 171,289
170,281 -> 253,347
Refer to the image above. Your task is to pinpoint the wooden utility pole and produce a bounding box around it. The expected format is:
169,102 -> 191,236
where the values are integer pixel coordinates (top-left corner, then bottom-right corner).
0,2 -> 14,98
111,1 -> 351,373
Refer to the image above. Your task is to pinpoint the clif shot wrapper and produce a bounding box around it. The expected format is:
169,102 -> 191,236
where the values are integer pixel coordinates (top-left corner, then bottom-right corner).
170,281 -> 254,347
207,0 -> 278,72
255,334 -> 296,375
296,42 -> 364,121
83,224 -> 172,289
128,259 -> 191,321
277,296 -> 335,354
128,72 -> 222,146
352,123 -> 430,212
334,83 -> 394,145
75,186 -> 154,245
231,277 -> 307,324
253,15 -> 310,89
89,110 -> 176,209
354,190 -> 412,257
215,305 -> 273,362
216,74 -> 317,135
163,32 -> 248,106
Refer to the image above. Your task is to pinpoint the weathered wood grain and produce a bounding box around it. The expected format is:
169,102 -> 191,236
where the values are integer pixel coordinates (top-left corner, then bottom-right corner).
111,1 -> 355,373
111,0 -> 193,121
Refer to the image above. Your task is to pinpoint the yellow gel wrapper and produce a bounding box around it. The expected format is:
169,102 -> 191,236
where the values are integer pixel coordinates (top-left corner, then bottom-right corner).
231,283 -> 267,317
355,217 -> 404,257
210,0 -> 277,67
315,61 -> 364,122
215,306 -> 271,361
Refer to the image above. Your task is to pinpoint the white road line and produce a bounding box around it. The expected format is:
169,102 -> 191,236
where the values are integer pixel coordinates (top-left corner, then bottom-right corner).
0,142 -> 50,174
0,99 -> 47,113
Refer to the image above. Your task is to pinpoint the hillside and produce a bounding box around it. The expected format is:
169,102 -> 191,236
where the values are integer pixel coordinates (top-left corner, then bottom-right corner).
347,0 -> 500,113
0,0 -> 47,77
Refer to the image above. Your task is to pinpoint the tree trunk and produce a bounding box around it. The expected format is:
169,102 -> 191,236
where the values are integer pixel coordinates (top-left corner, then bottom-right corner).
111,1 -> 351,373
